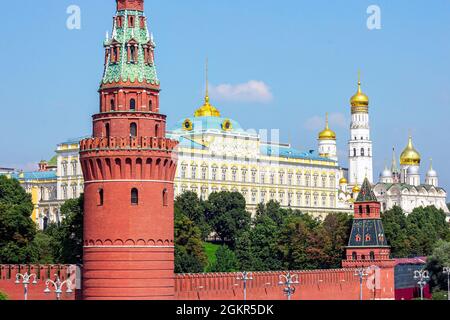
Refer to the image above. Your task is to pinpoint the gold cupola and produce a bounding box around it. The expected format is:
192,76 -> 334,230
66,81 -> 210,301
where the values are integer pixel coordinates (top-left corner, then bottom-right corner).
318,113 -> 336,140
350,73 -> 369,113
194,59 -> 221,118
400,136 -> 421,166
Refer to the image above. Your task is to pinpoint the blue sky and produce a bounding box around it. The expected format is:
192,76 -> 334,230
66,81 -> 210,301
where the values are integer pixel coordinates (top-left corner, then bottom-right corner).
1,0 -> 450,190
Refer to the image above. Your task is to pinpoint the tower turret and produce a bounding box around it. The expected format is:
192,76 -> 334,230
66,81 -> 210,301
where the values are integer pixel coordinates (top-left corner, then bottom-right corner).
348,73 -> 373,185
80,0 -> 178,300
425,159 -> 438,187
343,178 -> 395,299
318,113 -> 338,161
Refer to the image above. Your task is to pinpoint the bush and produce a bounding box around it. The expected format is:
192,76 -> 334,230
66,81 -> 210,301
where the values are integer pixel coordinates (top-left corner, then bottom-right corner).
0,291 -> 8,300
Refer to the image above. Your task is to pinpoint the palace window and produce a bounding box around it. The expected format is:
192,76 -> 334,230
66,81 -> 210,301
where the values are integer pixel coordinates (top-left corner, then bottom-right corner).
321,175 -> 327,188
270,173 -> 275,185
305,174 -> 311,187
322,194 -> 326,207
191,165 -> 197,179
251,191 -> 257,203
131,188 -> 139,205
181,165 -> 187,179
72,185 -> 77,198
251,169 -> 257,183
288,173 -> 293,185
201,166 -> 207,180
279,172 -> 284,185
212,167 -> 217,181
313,174 -> 319,187
297,174 -> 302,186
62,185 -> 68,200
232,167 -> 238,182
72,161 -> 77,176
313,193 -> 318,206
221,168 -> 227,181
62,162 -> 68,177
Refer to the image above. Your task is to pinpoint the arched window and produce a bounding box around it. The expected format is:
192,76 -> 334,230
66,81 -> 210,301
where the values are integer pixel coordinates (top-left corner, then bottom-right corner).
130,45 -> 136,63
366,205 -> 370,214
361,148 -> 365,156
130,123 -> 137,137
353,148 -> 357,157
105,123 -> 110,139
149,99 -> 153,111
155,124 -> 160,136
359,205 -> 363,214
131,188 -> 139,205
130,99 -> 136,111
111,99 -> 115,111
352,252 -> 357,260
98,189 -> 104,206
163,188 -> 168,207
370,251 -> 375,260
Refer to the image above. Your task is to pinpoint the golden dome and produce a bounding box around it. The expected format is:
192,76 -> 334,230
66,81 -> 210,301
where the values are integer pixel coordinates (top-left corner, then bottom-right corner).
400,136 -> 421,166
352,184 -> 361,193
339,177 -> 348,185
194,95 -> 221,117
318,113 -> 336,140
194,58 -> 221,118
350,73 -> 369,113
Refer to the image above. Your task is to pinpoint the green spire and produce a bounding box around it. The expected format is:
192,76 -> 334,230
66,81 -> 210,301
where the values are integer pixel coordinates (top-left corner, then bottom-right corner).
355,178 -> 378,202
102,10 -> 159,85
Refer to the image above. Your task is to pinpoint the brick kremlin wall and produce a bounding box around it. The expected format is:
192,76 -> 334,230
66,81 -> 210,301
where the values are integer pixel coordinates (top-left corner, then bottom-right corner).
175,268 -> 395,300
0,265 -> 78,300
0,265 -> 395,300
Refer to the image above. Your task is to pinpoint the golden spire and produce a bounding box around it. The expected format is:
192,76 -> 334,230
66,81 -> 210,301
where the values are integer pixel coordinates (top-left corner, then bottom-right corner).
194,58 -> 221,117
318,113 -> 336,140
350,71 -> 369,112
400,135 -> 421,166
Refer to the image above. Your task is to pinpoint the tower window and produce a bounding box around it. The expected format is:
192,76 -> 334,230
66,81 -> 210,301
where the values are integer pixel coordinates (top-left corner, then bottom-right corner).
352,252 -> 357,260
361,148 -> 365,156
130,99 -> 136,111
370,252 -> 375,260
105,123 -> 110,139
353,148 -> 357,157
98,189 -> 104,206
366,205 -> 370,214
359,205 -> 363,214
131,188 -> 139,205
130,123 -> 137,137
163,188 -> 168,207
130,45 -> 136,63
111,99 -> 115,111
149,99 -> 153,111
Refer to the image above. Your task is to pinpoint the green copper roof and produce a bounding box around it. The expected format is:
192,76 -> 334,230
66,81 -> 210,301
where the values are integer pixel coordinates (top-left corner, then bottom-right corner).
102,10 -> 159,85
47,155 -> 57,166
356,178 -> 378,202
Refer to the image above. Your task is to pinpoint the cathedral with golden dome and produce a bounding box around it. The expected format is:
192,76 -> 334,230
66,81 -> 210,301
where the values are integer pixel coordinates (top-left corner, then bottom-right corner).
336,74 -> 448,216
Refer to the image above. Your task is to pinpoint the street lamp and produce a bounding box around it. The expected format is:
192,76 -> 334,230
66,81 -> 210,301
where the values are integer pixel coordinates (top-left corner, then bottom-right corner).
443,267 -> 450,301
44,274 -> 73,300
354,268 -> 368,301
278,272 -> 299,301
15,272 -> 38,301
236,271 -> 253,302
414,269 -> 430,301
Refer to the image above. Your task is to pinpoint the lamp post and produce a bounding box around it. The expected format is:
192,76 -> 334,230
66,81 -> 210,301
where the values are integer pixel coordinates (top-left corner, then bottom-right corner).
278,272 -> 299,301
15,272 -> 38,301
354,268 -> 368,301
44,274 -> 73,300
414,269 -> 430,301
443,267 -> 450,301
236,271 -> 253,302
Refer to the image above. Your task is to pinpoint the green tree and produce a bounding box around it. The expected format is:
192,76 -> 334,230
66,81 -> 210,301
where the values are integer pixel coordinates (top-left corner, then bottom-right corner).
30,231 -> 56,264
206,192 -> 251,247
427,240 -> 450,292
382,206 -> 411,257
0,176 -> 37,263
175,191 -> 210,239
277,214 -> 327,270
208,245 -> 238,272
174,209 -> 207,273
320,212 -> 352,268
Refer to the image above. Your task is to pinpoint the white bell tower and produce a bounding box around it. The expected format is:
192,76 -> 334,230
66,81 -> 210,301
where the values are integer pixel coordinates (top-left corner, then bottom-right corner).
348,74 -> 373,185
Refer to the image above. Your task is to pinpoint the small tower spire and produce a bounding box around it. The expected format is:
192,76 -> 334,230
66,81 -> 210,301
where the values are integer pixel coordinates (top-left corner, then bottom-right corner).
205,57 -> 209,104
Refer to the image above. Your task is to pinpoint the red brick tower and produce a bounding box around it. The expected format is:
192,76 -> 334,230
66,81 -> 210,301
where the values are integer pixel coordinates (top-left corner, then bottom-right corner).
342,178 -> 395,299
79,0 -> 178,300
